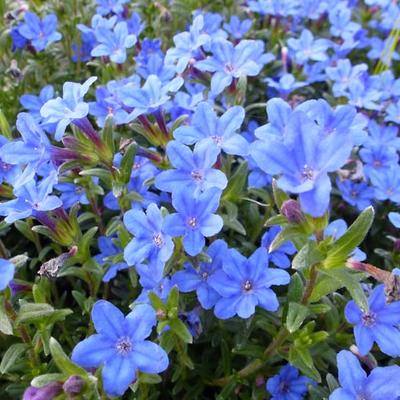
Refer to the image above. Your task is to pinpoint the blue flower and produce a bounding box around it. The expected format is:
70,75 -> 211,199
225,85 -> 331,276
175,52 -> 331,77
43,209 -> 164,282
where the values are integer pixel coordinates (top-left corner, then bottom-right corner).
120,74 -> 183,122
389,212 -> 400,228
0,259 -> 15,291
345,284 -> 400,357
155,141 -> 227,194
71,300 -> 168,397
365,120 -> 400,150
287,29 -> 331,64
0,137 -> 21,186
96,0 -> 128,15
223,16 -> 252,39
20,85 -> 54,123
385,99 -> 400,124
40,77 -> 97,140
261,226 -> 296,269
208,247 -> 290,319
265,73 -> 306,98
123,203 -> 174,272
360,144 -> 398,178
91,22 -> 136,64
17,12 -> 61,51
195,38 -> 273,94
164,188 -> 223,256
173,102 -> 249,156
330,350 -> 400,400
0,171 -> 62,224
336,179 -> 374,211
56,182 -> 90,209
266,364 -> 314,400
369,167 -> 400,203
172,240 -> 227,309
251,108 -> 354,217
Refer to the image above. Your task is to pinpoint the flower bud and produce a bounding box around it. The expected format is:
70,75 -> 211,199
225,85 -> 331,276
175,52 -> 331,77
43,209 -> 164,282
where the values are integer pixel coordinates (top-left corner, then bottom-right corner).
280,199 -> 304,224
63,375 -> 85,396
23,382 -> 62,400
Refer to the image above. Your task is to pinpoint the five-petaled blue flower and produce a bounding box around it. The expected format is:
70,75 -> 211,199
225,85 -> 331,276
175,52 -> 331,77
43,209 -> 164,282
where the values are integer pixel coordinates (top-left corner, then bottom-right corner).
40,77 -> 97,140
266,364 -> 314,400
329,350 -> 400,400
164,188 -> 223,256
173,101 -> 249,156
123,203 -> 174,270
0,259 -> 15,291
71,300 -> 168,397
91,22 -> 136,64
17,12 -> 61,52
155,141 -> 227,194
345,284 -> 400,357
208,247 -> 290,319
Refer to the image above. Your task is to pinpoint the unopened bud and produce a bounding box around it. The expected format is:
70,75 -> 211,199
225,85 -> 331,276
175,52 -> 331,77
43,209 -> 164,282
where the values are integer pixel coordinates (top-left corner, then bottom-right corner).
63,375 -> 85,396
23,382 -> 62,400
281,199 -> 304,224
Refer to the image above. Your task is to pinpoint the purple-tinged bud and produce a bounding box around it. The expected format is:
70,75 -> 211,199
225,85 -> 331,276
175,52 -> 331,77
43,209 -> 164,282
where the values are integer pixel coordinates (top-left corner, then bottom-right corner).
63,375 -> 85,396
23,382 -> 62,400
280,199 -> 304,224
394,240 -> 400,253
255,375 -> 265,387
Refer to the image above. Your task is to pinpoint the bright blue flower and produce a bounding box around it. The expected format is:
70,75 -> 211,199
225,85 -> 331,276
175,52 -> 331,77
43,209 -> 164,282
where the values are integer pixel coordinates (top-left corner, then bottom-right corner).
136,39 -> 163,65
0,137 -> 21,186
326,59 -> 368,97
389,212 -> 400,228
135,272 -> 173,304
385,99 -> 400,124
265,73 -> 306,98
369,167 -> 400,203
266,364 -> 314,400
336,179 -> 374,211
345,78 -> 382,111
173,102 -> 249,156
0,171 -> 62,224
96,0 -> 128,15
155,141 -> 227,195
56,182 -> 90,209
195,38 -> 273,95
328,3 -> 361,39
123,203 -> 174,271
223,16 -> 252,39
0,113 -> 52,186
360,144 -> 398,178
10,27 -> 28,51
137,53 -> 176,83
287,29 -> 331,64
20,85 -> 54,123
364,120 -> 400,150
172,240 -> 227,309
91,22 -> 136,64
251,108 -> 354,217
165,15 -> 210,73
17,12 -> 61,51
164,188 -> 223,256
370,70 -> 400,101
0,259 -> 15,291
126,12 -> 145,36
345,284 -> 400,357
208,247 -> 290,319
40,77 -> 97,140
71,300 -> 168,397
120,74 -> 183,122
247,0 -> 300,16
330,350 -> 400,400
261,226 -> 296,269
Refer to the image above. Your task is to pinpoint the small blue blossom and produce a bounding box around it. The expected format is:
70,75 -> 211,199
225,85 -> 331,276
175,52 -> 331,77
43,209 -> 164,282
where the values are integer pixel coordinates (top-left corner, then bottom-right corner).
287,29 -> 331,64
173,102 -> 249,156
17,12 -> 61,52
155,141 -> 227,194
336,179 -> 374,210
265,73 -> 306,98
0,259 -> 15,291
91,22 -> 136,64
369,167 -> 400,203
345,284 -> 400,357
96,0 -> 128,16
164,188 -> 223,256
389,212 -> 400,228
261,226 -> 296,269
40,77 -> 97,140
123,203 -> 174,270
223,16 -> 252,39
196,38 -> 273,95
20,85 -> 54,123
208,247 -> 290,319
172,240 -> 227,309
330,350 -> 400,400
266,364 -> 314,400
360,144 -> 399,178
71,300 -> 168,397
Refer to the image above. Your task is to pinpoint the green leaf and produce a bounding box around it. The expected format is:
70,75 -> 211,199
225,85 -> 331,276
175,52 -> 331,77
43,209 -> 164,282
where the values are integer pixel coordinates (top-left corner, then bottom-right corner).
31,373 -> 64,388
138,373 -> 162,384
310,268 -> 367,310
0,344 -> 28,374
269,225 -> 307,252
287,273 -> 304,303
16,303 -> 55,325
323,206 -> 374,269
288,347 -> 321,382
49,337 -> 88,378
79,168 -> 112,185
0,302 -> 13,335
264,214 -> 288,227
169,318 -> 193,344
286,302 -> 309,333
166,287 -> 179,310
222,162 -> 248,202
101,116 -> 115,155
272,179 -> 289,209
119,143 -> 137,184
292,241 -> 324,271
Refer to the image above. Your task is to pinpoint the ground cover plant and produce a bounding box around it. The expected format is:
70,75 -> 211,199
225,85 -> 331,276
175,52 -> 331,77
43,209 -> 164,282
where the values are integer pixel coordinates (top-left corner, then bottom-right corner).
1,0 -> 400,399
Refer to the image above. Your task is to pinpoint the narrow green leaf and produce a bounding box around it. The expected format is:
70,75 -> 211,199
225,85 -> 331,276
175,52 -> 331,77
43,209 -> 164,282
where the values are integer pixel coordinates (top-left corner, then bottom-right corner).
0,344 -> 28,374
169,318 -> 193,344
120,143 -> 137,184
286,302 -> 309,333
292,242 -> 324,271
272,179 -> 289,209
0,302 -> 12,335
31,373 -> 64,388
287,273 -> 304,303
222,162 -> 248,202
